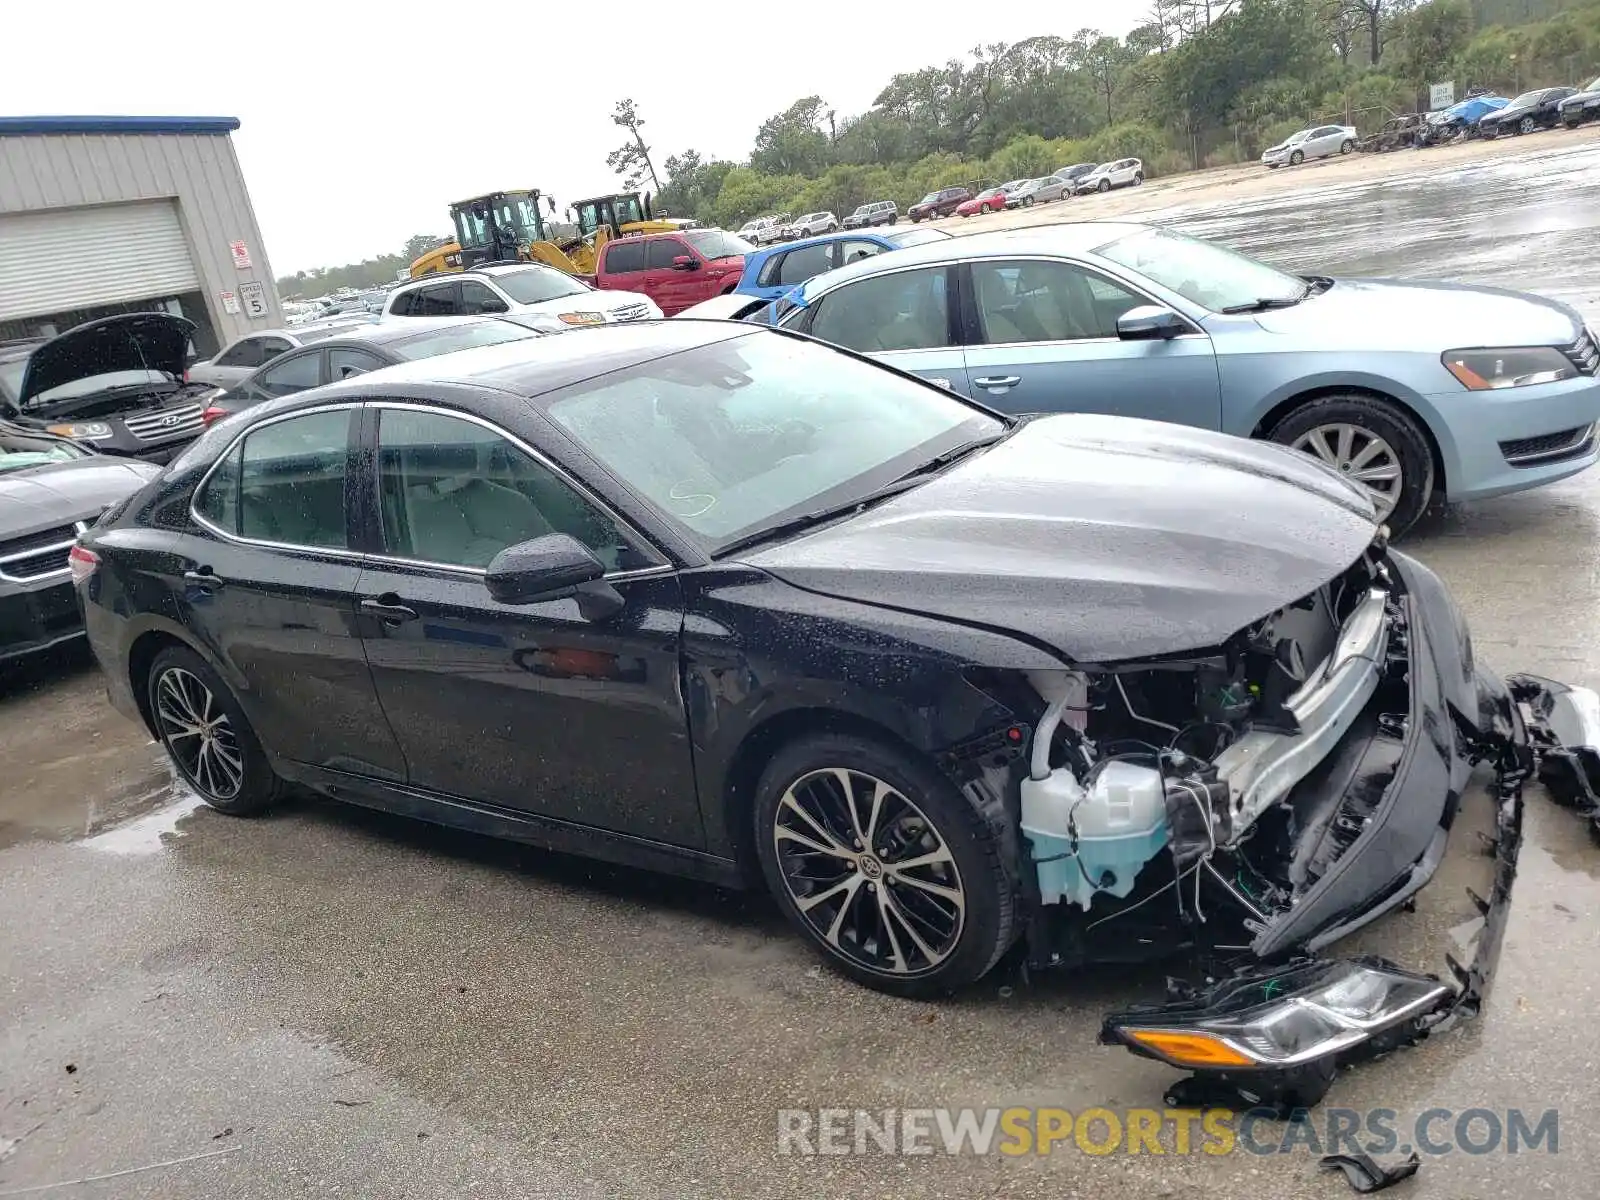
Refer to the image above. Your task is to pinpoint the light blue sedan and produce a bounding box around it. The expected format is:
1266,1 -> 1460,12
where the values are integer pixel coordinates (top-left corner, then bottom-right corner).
774,223 -> 1600,532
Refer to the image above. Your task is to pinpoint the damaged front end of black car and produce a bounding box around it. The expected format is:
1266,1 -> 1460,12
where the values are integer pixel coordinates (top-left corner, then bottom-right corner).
987,531 -> 1600,1109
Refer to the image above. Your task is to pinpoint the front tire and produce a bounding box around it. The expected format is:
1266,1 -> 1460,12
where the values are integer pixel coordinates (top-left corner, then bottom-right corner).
1290,149 -> 1305,165
1097,179 -> 1110,192
1267,393 -> 1435,534
146,645 -> 285,815
1340,139 -> 1354,155
753,732 -> 1016,996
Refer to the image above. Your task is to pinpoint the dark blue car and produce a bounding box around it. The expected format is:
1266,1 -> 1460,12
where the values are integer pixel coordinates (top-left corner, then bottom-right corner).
734,225 -> 952,302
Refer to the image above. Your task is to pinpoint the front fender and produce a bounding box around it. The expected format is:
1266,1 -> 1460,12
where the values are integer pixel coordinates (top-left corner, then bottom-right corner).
680,566 -> 1063,857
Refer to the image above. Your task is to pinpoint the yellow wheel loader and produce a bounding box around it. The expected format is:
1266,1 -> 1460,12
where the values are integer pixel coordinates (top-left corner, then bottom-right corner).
408,190 -> 693,280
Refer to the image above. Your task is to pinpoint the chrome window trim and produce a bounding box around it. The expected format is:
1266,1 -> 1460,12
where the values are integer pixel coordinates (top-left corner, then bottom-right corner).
188,401 -> 365,558
188,399 -> 675,581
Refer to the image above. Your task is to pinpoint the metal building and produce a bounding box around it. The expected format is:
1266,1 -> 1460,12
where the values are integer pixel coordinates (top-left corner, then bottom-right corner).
0,116 -> 280,356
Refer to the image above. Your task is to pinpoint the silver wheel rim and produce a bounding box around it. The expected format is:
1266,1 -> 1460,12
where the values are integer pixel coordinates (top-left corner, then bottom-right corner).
773,768 -> 965,977
1292,423 -> 1404,519
154,667 -> 244,800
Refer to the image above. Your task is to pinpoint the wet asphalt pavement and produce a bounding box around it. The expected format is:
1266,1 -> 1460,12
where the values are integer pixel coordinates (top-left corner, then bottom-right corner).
4,140 -> 1600,1198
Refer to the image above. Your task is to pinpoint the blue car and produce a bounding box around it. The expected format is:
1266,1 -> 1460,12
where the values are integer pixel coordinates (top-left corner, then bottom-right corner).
774,222 -> 1600,533
734,225 -> 952,303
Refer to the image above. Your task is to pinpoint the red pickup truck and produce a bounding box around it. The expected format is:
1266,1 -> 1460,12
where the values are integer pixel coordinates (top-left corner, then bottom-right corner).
593,229 -> 752,315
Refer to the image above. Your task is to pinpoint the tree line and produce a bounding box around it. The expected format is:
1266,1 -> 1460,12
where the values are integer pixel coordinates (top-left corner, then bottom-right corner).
635,0 -> 1595,229
280,0 -> 1591,290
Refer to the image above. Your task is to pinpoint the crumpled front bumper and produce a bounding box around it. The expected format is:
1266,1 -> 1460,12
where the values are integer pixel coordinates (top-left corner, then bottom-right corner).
1096,552 -> 1600,1109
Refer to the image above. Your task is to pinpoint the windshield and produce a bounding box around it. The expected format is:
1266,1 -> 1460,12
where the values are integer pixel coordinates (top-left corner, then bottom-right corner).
490,266 -> 591,304
884,226 -> 953,248
684,230 -> 753,260
1510,91 -> 1542,106
544,331 -> 1001,548
918,193 -> 940,204
1098,227 -> 1305,312
1585,77 -> 1600,93
1288,130 -> 1310,142
0,428 -> 88,472
388,321 -> 543,361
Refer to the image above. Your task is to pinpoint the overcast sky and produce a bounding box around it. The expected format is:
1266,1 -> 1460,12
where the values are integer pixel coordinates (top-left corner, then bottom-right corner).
2,2 -> 1139,275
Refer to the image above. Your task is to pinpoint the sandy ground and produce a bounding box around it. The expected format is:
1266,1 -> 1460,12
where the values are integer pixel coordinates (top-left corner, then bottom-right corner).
927,120 -> 1600,234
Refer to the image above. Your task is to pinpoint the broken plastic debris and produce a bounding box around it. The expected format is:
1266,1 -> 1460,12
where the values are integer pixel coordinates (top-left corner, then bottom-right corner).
1319,1149 -> 1422,1192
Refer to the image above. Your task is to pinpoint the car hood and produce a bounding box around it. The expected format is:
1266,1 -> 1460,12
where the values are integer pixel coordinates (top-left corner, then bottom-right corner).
1563,89 -> 1600,106
0,458 -> 160,535
530,290 -> 651,317
1250,278 -> 1582,347
740,414 -> 1378,663
19,312 -> 197,406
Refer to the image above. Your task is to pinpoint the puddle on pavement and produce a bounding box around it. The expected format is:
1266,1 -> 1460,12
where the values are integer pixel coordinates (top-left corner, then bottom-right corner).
0,748 -> 182,852
79,786 -> 205,856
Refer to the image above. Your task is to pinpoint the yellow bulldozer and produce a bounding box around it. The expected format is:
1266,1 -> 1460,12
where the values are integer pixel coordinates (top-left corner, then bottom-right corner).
407,189 -> 693,279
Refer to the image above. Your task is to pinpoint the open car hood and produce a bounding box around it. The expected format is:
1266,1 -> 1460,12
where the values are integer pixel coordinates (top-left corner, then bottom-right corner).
742,414 -> 1379,663
19,312 -> 197,406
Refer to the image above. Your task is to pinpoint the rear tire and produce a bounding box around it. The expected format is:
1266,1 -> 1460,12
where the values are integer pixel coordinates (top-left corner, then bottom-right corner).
1519,116 -> 1536,135
1266,393 -> 1435,535
146,645 -> 285,816
753,732 -> 1016,997
1133,172 -> 1144,185
1340,139 -> 1354,154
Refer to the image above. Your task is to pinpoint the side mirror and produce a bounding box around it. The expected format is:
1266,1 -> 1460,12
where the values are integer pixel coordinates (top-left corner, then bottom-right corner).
1116,305 -> 1186,341
484,533 -> 621,619
479,298 -> 509,313
671,255 -> 698,271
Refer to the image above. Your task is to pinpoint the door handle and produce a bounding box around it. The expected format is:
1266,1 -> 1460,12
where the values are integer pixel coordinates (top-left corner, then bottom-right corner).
972,375 -> 1021,390
183,568 -> 225,591
360,596 -> 419,625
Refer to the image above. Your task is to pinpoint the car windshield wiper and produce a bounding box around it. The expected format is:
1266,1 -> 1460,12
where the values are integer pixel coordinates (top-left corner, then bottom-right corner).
887,433 -> 1005,486
1219,286 -> 1312,314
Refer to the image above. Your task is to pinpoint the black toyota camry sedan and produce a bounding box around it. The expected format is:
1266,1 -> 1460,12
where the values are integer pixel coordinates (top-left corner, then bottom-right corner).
75,320 -> 1600,1104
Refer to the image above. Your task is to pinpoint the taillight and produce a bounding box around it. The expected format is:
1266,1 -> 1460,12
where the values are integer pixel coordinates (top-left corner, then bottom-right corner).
68,544 -> 100,585
201,405 -> 227,426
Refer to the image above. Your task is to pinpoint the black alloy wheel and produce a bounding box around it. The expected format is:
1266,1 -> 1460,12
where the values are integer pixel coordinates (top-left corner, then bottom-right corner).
147,645 -> 284,815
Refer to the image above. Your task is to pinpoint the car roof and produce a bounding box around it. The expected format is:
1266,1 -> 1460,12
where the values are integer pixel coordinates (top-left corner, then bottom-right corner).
797,221 -> 1154,292
294,315 -> 516,349
746,229 -> 893,260
313,319 -> 756,402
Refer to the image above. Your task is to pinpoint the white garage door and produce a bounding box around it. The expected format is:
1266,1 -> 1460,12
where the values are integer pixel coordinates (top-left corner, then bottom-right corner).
0,201 -> 199,322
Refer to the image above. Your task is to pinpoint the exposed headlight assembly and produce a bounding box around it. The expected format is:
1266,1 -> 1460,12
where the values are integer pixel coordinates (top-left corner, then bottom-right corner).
1103,961 -> 1451,1071
556,312 -> 608,326
1443,346 -> 1578,390
45,421 -> 115,440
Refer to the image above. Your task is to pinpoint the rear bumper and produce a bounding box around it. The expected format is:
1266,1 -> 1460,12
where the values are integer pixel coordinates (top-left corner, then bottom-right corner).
1098,552 -> 1598,1108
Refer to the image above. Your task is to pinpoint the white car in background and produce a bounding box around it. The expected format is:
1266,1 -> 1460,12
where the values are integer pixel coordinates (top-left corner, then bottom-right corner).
781,212 -> 839,240
1261,124 -> 1358,167
1074,158 -> 1145,194
737,216 -> 788,246
187,322 -> 371,388
382,264 -> 660,326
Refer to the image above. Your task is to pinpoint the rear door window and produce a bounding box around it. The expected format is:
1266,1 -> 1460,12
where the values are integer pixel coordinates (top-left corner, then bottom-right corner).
605,240 -> 646,274
805,267 -> 951,353
775,242 -> 834,286
415,284 -> 458,316
255,350 -> 324,397
236,410 -> 352,549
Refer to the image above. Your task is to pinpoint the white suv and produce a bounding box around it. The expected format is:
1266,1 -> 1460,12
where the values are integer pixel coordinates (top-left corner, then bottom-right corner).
1074,158 -> 1145,194
780,212 -> 839,241
384,264 -> 660,326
